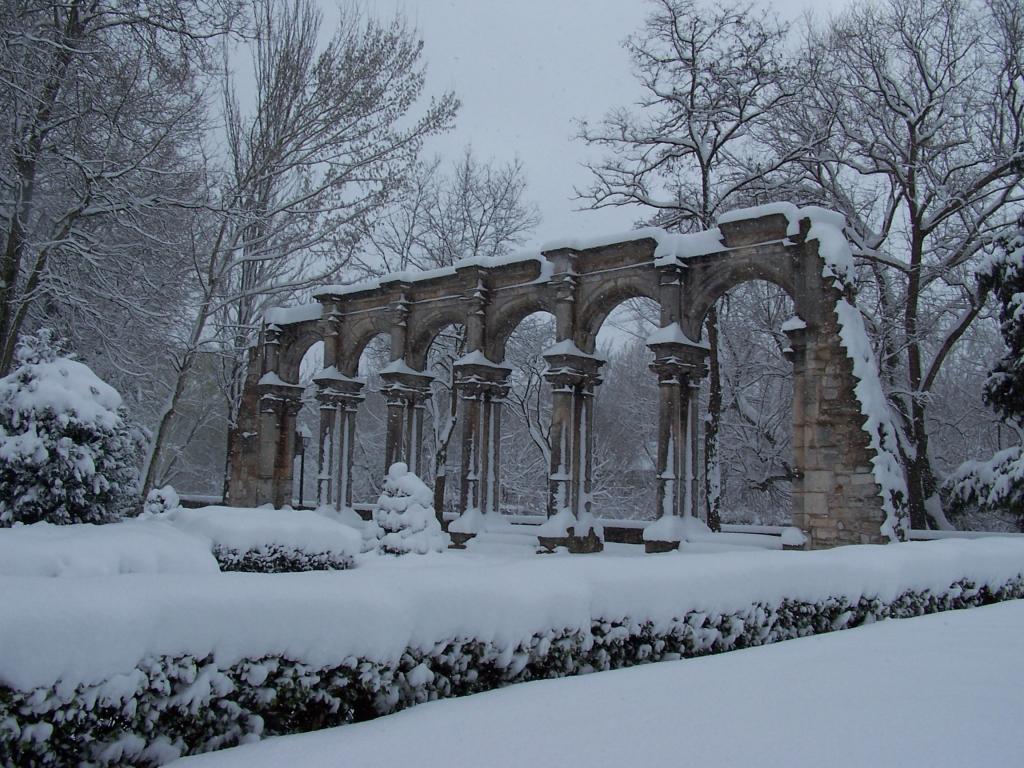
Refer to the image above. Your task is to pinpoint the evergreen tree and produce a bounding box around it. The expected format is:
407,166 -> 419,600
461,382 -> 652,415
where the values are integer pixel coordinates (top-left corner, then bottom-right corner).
0,331 -> 142,525
982,219 -> 1024,424
943,221 -> 1024,529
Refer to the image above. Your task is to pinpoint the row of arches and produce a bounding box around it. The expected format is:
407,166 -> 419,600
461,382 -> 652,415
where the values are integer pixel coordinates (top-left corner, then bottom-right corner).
226,210 -> 892,550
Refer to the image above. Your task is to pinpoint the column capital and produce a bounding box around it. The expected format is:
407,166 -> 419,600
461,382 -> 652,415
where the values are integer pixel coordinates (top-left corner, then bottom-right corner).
257,375 -> 304,414
454,351 -> 512,399
314,367 -> 365,406
647,327 -> 709,384
379,361 -> 433,406
542,340 -> 604,391
781,318 -> 809,364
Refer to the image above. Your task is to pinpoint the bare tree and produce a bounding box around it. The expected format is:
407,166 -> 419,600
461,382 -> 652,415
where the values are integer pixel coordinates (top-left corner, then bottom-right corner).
0,0 -> 239,378
576,0 -> 802,525
771,0 -> 1024,527
141,0 -> 458,498
363,148 -> 539,510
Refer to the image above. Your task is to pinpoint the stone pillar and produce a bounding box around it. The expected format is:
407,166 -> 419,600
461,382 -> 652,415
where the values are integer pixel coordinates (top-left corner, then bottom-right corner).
255,379 -> 304,508
379,365 -> 433,477
538,344 -> 605,553
687,375 -> 702,520
449,356 -> 512,546
784,320 -> 890,549
313,370 -> 365,513
643,330 -> 708,552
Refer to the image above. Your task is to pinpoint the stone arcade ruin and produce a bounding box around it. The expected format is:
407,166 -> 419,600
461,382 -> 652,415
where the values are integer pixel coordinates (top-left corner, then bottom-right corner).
227,205 -> 909,552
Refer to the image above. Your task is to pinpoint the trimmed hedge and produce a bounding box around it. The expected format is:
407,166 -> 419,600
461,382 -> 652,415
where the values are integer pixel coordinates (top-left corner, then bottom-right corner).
2,575 -> 1022,767
211,544 -> 355,573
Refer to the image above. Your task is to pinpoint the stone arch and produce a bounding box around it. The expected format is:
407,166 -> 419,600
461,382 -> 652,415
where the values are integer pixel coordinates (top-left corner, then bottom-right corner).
339,315 -> 392,376
485,293 -> 556,362
696,278 -> 797,524
406,306 -> 468,370
228,207 -> 902,551
681,252 -> 802,340
576,274 -> 660,353
277,324 -> 322,384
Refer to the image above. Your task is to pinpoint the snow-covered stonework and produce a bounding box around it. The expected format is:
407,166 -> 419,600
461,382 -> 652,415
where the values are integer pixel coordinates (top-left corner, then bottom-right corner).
371,463 -> 447,555
1,539 -> 1022,765
232,204 -> 909,549
775,204 -> 910,542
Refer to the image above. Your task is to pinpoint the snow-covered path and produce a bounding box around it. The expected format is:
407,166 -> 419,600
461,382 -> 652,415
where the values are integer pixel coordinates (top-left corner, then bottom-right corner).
173,600 -> 1024,768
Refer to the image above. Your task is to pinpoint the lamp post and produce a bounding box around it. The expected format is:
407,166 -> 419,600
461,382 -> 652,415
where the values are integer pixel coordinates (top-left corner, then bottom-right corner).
296,425 -> 312,507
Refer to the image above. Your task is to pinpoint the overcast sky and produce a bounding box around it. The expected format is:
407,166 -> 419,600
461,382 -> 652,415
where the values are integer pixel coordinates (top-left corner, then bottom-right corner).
349,0 -> 842,249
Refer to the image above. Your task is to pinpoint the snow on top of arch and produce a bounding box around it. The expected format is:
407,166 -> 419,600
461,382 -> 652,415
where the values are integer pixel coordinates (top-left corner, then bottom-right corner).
540,226 -> 725,265
263,303 -> 322,326
311,249 -> 550,298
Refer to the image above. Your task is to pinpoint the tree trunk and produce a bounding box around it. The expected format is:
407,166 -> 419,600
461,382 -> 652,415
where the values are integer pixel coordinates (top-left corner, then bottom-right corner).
704,305 -> 722,530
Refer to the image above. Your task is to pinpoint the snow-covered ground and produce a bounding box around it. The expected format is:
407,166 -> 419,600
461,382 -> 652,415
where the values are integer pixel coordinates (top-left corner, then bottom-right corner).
172,599 -> 1024,768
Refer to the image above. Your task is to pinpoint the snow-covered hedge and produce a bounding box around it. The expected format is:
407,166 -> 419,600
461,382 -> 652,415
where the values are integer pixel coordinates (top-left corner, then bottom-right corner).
0,519 -> 218,578
1,539 -> 1022,766
0,333 -> 142,526
158,507 -> 362,572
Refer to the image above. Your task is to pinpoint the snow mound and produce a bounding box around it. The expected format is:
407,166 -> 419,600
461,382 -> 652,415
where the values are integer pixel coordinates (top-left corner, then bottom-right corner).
0,519 -> 218,578
642,514 -> 711,543
1,537 -> 1022,692
158,506 -> 363,557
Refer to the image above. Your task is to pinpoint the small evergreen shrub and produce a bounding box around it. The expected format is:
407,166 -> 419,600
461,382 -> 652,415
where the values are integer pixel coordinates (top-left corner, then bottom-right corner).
0,331 -> 142,526
371,463 -> 447,555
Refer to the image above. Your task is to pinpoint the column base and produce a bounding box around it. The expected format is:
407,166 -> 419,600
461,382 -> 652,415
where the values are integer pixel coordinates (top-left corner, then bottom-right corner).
538,528 -> 604,554
449,531 -> 475,549
644,539 -> 680,554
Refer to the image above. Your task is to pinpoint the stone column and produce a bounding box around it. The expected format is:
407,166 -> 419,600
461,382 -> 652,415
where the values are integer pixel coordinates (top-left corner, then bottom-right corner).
379,364 -> 434,477
538,344 -> 604,553
313,370 -> 365,514
449,356 -> 512,546
255,379 -> 304,508
643,330 -> 708,552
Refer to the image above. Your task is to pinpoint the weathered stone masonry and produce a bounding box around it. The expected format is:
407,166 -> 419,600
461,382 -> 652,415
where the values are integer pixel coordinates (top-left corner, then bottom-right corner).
227,208 -> 905,551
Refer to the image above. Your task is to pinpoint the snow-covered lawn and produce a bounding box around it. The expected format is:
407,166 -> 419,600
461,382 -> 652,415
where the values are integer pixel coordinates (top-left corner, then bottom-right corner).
172,599 -> 1024,768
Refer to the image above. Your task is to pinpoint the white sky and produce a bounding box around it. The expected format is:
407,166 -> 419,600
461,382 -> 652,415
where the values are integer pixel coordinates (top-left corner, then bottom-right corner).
349,0 -> 843,248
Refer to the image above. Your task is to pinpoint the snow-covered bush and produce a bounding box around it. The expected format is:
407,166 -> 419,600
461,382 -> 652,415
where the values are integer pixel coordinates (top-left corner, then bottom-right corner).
160,506 -> 361,572
944,447 -> 1024,531
144,485 -> 180,516
0,332 -> 142,526
372,463 -> 447,555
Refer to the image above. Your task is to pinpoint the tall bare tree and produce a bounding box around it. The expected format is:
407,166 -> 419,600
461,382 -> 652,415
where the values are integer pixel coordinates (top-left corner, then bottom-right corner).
0,1 -> 239,379
771,0 -> 1024,527
141,0 -> 458,497
577,0 -> 801,525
